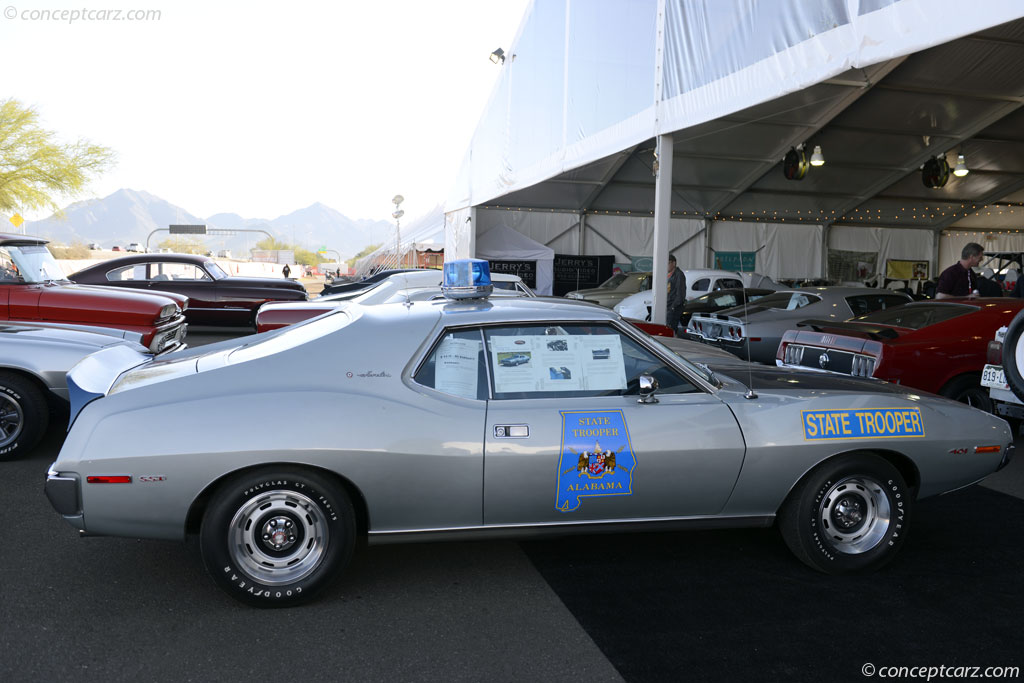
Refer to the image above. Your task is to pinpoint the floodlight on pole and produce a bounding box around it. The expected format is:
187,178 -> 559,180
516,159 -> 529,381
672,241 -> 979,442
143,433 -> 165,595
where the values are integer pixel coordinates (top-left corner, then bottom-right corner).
489,48 -> 505,64
392,195 -> 405,268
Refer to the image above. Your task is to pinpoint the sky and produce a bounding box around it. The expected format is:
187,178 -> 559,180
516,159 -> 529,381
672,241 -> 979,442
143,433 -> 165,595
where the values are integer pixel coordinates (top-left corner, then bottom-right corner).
0,0 -> 531,225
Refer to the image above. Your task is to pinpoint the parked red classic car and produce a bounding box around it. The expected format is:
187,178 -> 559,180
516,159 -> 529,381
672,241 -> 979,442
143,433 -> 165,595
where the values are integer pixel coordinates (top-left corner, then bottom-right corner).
776,298 -> 1024,410
0,233 -> 188,353
70,253 -> 308,327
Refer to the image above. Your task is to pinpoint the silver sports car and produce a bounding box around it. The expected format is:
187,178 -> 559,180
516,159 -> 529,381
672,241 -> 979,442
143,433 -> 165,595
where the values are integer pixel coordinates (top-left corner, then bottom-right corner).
686,287 -> 913,364
0,322 -> 149,460
46,274 -> 1013,607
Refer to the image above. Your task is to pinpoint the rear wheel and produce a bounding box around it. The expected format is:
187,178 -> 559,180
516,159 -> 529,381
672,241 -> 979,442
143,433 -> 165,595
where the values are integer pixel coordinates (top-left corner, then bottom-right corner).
0,372 -> 48,461
200,467 -> 356,607
778,453 -> 911,574
939,374 -> 993,413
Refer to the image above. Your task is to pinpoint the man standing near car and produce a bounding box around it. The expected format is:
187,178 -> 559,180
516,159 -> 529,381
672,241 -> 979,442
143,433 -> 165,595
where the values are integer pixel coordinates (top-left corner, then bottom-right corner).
936,242 -> 984,299
667,254 -> 686,334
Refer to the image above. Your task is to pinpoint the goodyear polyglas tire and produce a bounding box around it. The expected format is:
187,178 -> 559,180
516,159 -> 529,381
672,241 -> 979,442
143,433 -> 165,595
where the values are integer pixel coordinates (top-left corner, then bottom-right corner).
778,453 -> 911,574
200,467 -> 355,607
0,371 -> 48,461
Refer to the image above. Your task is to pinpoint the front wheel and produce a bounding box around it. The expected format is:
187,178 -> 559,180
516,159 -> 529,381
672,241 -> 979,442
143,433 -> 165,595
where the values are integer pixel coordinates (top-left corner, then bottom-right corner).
0,371 -> 48,461
200,467 -> 356,607
778,453 -> 911,574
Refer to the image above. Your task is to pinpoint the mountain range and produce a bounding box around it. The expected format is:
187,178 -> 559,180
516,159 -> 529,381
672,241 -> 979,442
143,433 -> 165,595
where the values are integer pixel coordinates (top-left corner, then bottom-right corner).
21,189 -> 396,259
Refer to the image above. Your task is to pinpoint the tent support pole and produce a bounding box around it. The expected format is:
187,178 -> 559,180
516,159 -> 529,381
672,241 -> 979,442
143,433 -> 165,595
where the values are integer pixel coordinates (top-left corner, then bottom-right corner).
703,220 -> 713,268
652,134 -> 673,326
822,223 -> 831,281
579,212 -> 586,255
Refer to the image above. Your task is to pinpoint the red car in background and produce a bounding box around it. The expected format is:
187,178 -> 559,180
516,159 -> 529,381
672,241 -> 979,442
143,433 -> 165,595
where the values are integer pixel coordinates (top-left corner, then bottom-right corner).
776,298 -> 1024,411
0,233 -> 188,353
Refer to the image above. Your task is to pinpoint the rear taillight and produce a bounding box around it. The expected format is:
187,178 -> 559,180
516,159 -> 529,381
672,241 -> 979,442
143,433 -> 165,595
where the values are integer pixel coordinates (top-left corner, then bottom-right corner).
851,354 -> 877,378
782,344 -> 804,365
987,340 -> 1003,365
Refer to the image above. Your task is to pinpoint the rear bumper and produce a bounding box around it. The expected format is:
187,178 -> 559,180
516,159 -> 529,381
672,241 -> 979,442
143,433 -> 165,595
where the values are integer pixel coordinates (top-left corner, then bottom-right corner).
45,467 -> 80,516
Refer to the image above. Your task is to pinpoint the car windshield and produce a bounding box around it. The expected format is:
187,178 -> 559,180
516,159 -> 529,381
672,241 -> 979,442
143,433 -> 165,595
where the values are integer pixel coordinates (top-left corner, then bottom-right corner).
748,291 -> 821,310
599,273 -> 629,289
3,244 -> 67,283
204,261 -> 228,280
853,303 -> 976,330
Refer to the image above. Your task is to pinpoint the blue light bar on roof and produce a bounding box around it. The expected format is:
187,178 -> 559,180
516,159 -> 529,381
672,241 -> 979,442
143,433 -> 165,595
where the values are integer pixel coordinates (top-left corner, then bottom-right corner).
442,258 -> 493,300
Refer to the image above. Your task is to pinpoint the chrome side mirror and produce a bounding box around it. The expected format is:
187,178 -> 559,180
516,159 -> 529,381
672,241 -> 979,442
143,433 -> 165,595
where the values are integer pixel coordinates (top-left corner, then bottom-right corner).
638,373 -> 659,404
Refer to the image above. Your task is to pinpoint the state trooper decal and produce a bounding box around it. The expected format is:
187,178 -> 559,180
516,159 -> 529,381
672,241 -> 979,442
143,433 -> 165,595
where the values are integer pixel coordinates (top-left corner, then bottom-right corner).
555,410 -> 636,512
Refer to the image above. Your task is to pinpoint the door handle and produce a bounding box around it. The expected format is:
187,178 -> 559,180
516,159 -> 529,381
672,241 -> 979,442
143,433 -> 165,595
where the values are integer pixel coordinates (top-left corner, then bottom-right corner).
494,425 -> 529,438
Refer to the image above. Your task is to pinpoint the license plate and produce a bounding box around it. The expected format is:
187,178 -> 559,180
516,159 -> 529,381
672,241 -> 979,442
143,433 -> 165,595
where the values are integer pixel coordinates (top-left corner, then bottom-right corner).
981,364 -> 1008,390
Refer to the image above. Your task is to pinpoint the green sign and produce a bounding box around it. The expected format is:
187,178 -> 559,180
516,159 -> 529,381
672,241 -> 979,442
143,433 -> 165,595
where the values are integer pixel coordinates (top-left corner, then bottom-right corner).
713,251 -> 756,272
630,256 -> 653,271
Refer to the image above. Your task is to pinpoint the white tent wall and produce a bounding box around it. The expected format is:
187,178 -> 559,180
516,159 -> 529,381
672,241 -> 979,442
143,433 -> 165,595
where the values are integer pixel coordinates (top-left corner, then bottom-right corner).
475,209 -> 581,255
583,215 -> 705,268
828,226 -> 935,280
940,231 -> 1024,270
710,222 -> 822,280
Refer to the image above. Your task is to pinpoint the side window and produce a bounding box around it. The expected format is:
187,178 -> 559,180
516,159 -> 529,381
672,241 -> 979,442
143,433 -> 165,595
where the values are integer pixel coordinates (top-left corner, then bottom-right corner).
413,329 -> 487,400
712,293 -> 738,307
846,295 -> 870,317
106,265 -> 147,281
0,248 -> 23,282
693,278 -> 710,292
150,262 -> 210,281
484,323 -> 698,400
718,278 -> 743,290
880,294 -> 911,310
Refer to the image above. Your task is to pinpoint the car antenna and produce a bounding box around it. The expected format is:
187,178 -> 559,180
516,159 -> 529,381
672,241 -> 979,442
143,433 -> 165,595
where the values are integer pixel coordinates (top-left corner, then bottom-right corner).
742,263 -> 757,399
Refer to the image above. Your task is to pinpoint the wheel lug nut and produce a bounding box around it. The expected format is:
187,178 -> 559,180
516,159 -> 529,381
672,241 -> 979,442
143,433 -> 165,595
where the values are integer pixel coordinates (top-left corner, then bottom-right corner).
285,521 -> 292,528
263,534 -> 270,540
270,520 -> 277,527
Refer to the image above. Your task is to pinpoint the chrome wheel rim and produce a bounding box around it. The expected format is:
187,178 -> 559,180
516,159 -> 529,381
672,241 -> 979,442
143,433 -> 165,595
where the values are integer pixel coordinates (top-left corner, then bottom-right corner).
0,393 -> 24,448
228,490 -> 329,585
818,476 -> 890,554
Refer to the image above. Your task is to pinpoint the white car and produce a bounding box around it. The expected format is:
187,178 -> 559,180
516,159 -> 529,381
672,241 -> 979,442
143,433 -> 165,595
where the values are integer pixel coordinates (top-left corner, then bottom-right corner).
614,269 -> 744,320
126,243 -> 145,253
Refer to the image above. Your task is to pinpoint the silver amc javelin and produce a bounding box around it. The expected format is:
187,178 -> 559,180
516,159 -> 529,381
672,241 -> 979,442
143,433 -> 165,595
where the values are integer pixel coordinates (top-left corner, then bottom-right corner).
46,262 -> 1013,607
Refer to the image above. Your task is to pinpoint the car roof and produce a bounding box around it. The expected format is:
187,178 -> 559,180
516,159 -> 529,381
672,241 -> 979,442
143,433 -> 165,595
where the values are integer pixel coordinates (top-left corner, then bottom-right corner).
72,253 -> 214,273
0,233 -> 48,246
361,294 -> 621,327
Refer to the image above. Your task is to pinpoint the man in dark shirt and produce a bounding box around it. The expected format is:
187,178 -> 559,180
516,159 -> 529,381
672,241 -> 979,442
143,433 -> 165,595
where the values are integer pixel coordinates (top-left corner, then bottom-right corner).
666,254 -> 686,334
936,242 -> 984,299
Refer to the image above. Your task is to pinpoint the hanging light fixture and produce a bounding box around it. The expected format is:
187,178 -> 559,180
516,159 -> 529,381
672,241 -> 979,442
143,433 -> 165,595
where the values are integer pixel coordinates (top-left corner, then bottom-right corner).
783,146 -> 809,181
953,153 -> 969,177
922,155 -> 950,188
809,145 -> 825,167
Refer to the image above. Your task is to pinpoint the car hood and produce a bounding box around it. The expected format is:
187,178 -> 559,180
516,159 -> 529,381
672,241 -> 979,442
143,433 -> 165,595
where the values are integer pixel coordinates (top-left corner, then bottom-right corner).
709,362 -> 916,396
0,321 -> 147,350
37,283 -> 185,325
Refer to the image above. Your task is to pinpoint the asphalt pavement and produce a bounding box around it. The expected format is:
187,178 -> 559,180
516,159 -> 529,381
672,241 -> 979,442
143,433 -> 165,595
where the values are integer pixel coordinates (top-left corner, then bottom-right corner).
3,328 -> 1022,682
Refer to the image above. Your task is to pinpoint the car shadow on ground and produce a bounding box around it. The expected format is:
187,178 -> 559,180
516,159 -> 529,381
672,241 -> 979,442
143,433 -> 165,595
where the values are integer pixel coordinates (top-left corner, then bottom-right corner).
520,486 -> 1024,683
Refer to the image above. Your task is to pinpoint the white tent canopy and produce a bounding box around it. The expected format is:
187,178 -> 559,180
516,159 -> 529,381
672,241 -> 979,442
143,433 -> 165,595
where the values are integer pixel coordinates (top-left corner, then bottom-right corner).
446,0 -> 1024,319
475,224 -> 554,295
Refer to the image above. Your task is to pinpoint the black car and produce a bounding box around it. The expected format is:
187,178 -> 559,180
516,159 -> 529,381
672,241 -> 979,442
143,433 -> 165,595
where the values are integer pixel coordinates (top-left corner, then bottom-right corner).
319,268 -> 426,297
70,253 -> 308,327
678,288 -> 777,329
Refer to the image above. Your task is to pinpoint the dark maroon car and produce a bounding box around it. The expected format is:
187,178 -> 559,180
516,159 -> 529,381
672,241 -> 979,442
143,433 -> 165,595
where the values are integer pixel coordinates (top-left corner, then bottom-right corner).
0,233 -> 188,353
70,253 -> 308,327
